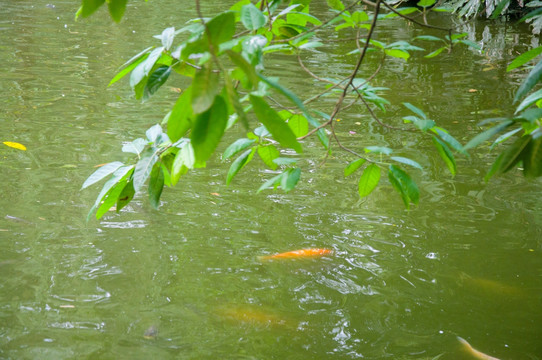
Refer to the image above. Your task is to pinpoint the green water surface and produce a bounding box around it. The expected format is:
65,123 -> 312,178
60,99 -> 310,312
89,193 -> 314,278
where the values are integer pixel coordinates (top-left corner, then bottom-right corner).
1,1 -> 541,359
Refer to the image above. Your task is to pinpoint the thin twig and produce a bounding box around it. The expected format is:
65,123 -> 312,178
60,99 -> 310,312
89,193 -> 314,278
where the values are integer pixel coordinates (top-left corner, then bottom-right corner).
356,91 -> 404,130
327,0 -> 383,159
297,53 -> 339,85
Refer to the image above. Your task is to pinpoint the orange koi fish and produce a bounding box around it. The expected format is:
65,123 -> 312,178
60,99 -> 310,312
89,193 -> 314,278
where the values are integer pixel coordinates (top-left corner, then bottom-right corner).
457,337 -> 501,360
259,248 -> 333,260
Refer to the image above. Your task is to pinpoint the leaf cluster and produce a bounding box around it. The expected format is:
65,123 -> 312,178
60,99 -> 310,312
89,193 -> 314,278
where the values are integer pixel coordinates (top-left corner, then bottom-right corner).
79,0 -> 542,220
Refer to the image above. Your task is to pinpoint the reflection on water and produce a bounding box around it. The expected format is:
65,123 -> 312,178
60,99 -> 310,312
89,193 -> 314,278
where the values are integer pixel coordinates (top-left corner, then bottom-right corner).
1,0 -> 542,359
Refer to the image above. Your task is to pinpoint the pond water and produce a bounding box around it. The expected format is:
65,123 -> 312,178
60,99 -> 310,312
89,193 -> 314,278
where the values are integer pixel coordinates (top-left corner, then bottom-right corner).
1,1 -> 541,359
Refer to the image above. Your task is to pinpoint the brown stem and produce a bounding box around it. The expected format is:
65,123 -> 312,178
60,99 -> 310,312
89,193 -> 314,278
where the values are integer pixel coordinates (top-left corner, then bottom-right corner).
324,0 -> 383,159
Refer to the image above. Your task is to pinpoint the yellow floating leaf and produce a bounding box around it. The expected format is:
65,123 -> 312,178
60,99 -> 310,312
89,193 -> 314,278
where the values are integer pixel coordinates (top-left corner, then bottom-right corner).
3,141 -> 27,151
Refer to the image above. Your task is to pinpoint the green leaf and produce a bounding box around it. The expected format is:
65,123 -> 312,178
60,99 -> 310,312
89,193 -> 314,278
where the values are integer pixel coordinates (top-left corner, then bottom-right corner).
432,128 -> 467,155
192,64 -> 220,114
298,41 -> 324,49
507,46 -> 542,72
122,138 -> 147,155
160,27 -> 176,50
108,49 -> 151,87
519,6 -> 542,22
263,44 -> 294,53
230,0 -> 251,17
226,50 -> 259,89
387,168 -> 410,209
223,71 -> 249,130
257,172 -> 285,193
386,41 -> 425,52
487,0 -> 510,18
365,146 -> 393,155
496,134 -> 531,174
351,10 -> 369,23
288,12 -> 322,26
457,39 -> 481,51
414,35 -> 443,42
76,0 -> 105,19
257,145 -> 280,170
148,163 -> 165,209
417,0 -> 436,7
385,49 -> 410,61
463,120 -> 514,150
432,136 -> 456,176
161,160 -> 172,188
224,138 -> 256,159
389,164 -> 419,205
523,132 -> 542,177
130,47 -> 164,90
424,47 -> 446,58
171,143 -> 193,185
390,156 -> 423,170
96,177 -> 128,219
402,102 -> 427,119
249,95 -> 303,153
207,11 -> 236,46
145,66 -> 171,98
358,164 -> 381,198
273,157 -> 298,166
515,108 -> 542,123
191,95 -> 228,164
82,161 -> 124,189
515,88 -> 542,114
133,147 -> 159,192
257,74 -> 320,129
484,152 -> 505,182
116,181 -> 135,212
326,0 -> 345,11
107,0 -> 127,22
490,0 -> 511,18
490,127 -> 522,150
226,148 -> 255,185
167,87 -> 193,142
514,57 -> 542,103
88,165 -> 134,220
277,25 -> 301,38
145,124 -> 163,143
241,3 -> 267,30
344,158 -> 366,177
281,167 -> 301,192
310,110 -> 331,150
382,7 -> 419,18
288,114 -> 309,137
450,33 -> 467,41
317,129 -> 330,150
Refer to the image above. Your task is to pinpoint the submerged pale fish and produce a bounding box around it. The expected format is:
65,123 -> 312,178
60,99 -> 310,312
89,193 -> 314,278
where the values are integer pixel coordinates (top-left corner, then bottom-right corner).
457,336 -> 500,360
459,272 -> 525,297
216,306 -> 290,327
259,248 -> 332,260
